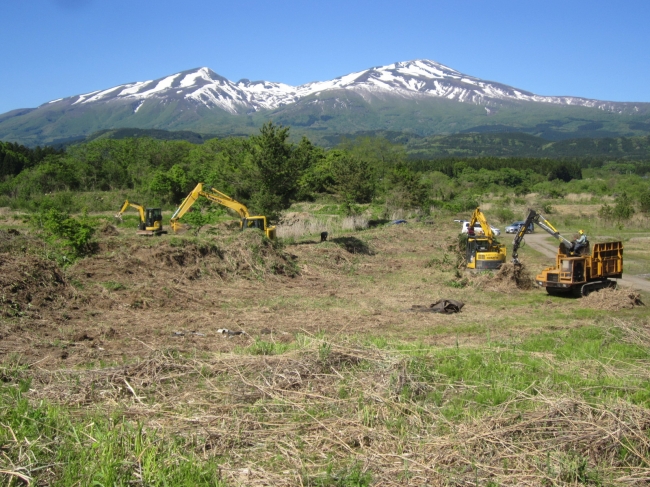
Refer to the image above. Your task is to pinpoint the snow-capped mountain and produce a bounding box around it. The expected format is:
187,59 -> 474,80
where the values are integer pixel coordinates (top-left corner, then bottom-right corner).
54,67 -> 293,114
2,59 -> 649,146
47,60 -> 639,114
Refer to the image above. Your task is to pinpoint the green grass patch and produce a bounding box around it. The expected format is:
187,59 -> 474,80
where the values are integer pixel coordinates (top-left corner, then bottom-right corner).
101,281 -> 127,291
0,381 -> 226,486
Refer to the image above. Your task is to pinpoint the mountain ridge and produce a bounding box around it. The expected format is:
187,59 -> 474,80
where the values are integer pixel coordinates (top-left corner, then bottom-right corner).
35,60 -> 648,114
2,59 -> 650,146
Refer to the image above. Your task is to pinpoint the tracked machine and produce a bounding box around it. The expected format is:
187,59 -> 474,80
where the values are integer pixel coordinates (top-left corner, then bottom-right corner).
115,200 -> 165,236
170,183 -> 276,239
512,209 -> 623,296
465,207 -> 506,270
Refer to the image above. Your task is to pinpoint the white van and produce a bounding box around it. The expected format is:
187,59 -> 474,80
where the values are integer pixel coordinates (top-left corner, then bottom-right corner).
460,221 -> 501,236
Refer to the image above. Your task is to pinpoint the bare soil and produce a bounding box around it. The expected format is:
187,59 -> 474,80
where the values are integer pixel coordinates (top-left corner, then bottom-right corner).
1,224 -> 648,372
3,222 -> 650,485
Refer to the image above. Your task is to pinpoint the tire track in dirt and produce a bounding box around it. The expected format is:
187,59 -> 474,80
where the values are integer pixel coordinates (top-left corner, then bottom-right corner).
522,233 -> 650,292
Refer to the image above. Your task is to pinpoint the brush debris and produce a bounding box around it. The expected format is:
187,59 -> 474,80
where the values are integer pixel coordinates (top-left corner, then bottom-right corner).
411,298 -> 464,313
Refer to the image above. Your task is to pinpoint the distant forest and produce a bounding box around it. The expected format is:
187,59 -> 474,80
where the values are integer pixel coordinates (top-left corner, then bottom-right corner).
1,126 -> 649,220
27,127 -> 650,161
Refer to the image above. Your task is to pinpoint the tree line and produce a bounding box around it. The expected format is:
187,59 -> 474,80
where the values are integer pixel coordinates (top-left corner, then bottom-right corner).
1,123 -> 649,220
0,141 -> 63,179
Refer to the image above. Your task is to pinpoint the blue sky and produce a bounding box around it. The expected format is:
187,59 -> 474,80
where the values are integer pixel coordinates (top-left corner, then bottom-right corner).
1,0 -> 648,114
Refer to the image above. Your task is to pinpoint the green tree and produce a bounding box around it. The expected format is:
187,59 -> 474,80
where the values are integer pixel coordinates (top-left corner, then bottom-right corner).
190,137 -> 256,201
248,122 -> 312,220
548,163 -> 581,182
612,192 -> 635,222
598,203 -> 614,221
328,150 -> 376,213
150,164 -> 189,203
385,163 -> 428,210
338,136 -> 405,179
298,153 -> 335,198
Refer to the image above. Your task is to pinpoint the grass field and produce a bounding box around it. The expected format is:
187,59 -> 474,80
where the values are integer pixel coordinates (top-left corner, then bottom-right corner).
1,207 -> 649,486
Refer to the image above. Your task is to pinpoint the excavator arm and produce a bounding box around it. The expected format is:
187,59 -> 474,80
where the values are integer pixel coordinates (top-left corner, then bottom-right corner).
468,207 -> 495,240
115,199 -> 145,223
512,209 -> 574,263
170,183 -> 252,233
200,188 -> 250,219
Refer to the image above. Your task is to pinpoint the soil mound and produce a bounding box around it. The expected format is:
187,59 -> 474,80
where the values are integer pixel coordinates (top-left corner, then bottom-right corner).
222,231 -> 299,278
126,232 -> 297,279
495,262 -> 535,290
292,243 -> 360,276
0,253 -> 69,316
136,242 -> 223,268
581,287 -> 645,311
473,262 -> 535,292
72,232 -> 298,294
0,229 -> 43,254
99,223 -> 120,237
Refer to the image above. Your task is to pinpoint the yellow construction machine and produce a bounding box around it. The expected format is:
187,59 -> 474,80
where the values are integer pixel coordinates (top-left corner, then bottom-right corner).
170,183 -> 276,239
512,209 -> 623,296
465,207 -> 506,270
115,200 -> 165,236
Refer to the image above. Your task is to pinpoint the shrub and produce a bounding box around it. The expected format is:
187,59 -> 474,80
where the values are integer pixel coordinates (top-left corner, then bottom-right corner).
613,192 -> 635,222
639,190 -> 650,213
493,207 -> 515,224
30,209 -> 97,259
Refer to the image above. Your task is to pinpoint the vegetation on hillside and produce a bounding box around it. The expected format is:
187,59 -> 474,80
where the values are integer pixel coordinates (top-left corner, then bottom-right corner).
1,125 -> 650,222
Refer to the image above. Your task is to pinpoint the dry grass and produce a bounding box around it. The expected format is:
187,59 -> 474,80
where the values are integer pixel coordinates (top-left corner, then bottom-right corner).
581,288 -> 645,311
341,215 -> 369,231
565,193 -> 594,202
276,219 -> 330,239
14,338 -> 650,486
2,217 -> 650,485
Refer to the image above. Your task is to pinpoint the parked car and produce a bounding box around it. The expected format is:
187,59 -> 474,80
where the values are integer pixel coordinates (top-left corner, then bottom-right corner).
460,221 -> 501,236
505,221 -> 534,234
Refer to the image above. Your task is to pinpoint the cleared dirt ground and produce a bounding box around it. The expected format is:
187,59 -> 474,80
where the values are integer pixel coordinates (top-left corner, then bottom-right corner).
1,219 -> 649,486
1,226 -> 455,366
1,221 -> 647,372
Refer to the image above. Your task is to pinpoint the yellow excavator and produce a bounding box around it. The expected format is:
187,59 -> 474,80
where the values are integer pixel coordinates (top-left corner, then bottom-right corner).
115,200 -> 165,236
170,183 -> 276,239
465,207 -> 506,270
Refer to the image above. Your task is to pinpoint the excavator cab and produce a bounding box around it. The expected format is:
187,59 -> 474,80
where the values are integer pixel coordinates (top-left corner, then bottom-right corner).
466,237 -> 505,270
242,217 -> 266,231
143,208 -> 163,230
241,216 -> 277,240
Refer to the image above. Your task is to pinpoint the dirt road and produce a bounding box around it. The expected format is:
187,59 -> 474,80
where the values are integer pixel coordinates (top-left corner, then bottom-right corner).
522,233 -> 650,292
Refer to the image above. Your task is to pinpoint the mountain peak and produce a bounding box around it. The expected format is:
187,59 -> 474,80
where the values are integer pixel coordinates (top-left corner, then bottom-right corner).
37,59 -> 631,114
4,59 -> 647,147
